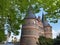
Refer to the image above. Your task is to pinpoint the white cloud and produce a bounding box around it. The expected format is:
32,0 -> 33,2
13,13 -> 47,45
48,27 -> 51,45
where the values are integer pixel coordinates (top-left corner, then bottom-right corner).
52,30 -> 60,39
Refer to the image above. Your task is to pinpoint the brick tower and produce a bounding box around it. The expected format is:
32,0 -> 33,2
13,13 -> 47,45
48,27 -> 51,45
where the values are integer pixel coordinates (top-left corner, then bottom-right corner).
42,14 -> 52,38
43,20 -> 52,38
20,8 -> 39,45
20,8 -> 52,45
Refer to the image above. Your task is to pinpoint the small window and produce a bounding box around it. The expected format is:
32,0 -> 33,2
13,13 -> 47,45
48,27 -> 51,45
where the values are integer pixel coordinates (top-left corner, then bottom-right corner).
33,21 -> 35,24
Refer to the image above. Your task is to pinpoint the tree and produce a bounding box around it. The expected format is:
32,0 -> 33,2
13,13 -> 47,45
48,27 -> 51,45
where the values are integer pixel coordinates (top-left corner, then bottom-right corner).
53,34 -> 60,45
38,36 -> 53,45
0,0 -> 60,41
0,0 -> 60,22
0,30 -> 6,42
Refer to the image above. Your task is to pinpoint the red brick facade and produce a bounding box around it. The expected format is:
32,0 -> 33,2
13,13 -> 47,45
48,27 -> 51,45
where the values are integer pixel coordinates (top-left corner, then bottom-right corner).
20,9 -> 52,45
20,17 -> 52,45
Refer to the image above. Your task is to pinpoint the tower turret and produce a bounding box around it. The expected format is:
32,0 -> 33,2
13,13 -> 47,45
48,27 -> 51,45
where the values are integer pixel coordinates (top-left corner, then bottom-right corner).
42,13 -> 52,38
20,7 -> 39,45
43,21 -> 52,38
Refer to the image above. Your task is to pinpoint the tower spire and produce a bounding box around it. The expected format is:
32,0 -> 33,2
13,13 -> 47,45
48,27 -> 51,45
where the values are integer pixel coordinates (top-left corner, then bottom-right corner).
42,12 -> 50,27
42,12 -> 44,23
25,6 -> 36,19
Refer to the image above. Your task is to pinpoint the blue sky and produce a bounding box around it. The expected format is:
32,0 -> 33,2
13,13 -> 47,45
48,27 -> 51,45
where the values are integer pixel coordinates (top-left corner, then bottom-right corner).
50,20 -> 60,31
50,20 -> 60,38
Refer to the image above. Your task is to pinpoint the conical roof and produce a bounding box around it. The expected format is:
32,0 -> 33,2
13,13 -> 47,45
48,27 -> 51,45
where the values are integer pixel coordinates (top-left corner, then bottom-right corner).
42,13 -> 51,27
43,21 -> 50,26
25,6 -> 36,19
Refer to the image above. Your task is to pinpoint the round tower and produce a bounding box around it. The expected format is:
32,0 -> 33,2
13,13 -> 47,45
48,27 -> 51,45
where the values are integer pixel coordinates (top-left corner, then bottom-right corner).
20,8 -> 39,45
43,21 -> 52,38
42,13 -> 52,38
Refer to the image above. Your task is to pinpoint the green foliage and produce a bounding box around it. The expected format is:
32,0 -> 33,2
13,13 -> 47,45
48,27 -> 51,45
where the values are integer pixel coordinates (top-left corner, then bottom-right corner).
38,36 -> 53,45
53,34 -> 60,45
38,35 -> 60,45
0,30 -> 6,42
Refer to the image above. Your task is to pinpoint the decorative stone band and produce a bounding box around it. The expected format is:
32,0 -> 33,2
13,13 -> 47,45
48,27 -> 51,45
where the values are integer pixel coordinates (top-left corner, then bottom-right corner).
22,30 -> 38,36
44,32 -> 52,34
21,35 -> 39,38
20,43 -> 26,45
22,26 -> 39,30
44,26 -> 52,28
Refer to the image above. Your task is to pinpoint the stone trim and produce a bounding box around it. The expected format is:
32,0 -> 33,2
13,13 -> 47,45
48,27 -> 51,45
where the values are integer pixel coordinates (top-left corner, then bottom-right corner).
22,26 -> 39,30
21,35 -> 39,38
